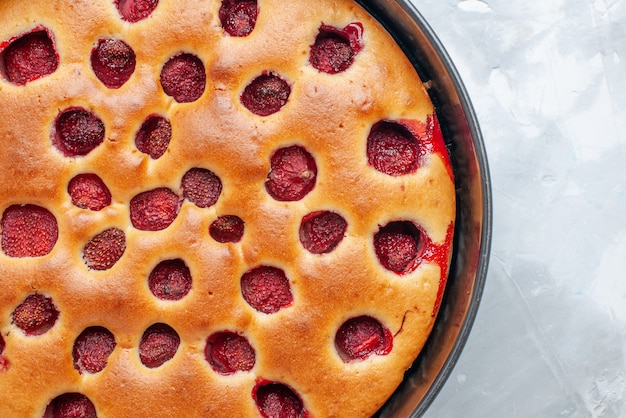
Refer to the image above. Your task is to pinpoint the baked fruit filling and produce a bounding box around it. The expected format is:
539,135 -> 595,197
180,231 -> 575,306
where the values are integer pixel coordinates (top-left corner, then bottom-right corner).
299,210 -> 347,254
72,327 -> 117,374
53,107 -> 106,157
241,266 -> 294,314
309,23 -> 363,74
181,167 -> 223,208
219,0 -> 258,37
374,221 -> 424,274
148,259 -> 193,300
115,0 -> 159,22
205,331 -> 256,375
335,316 -> 393,362
90,38 -> 136,89
265,145 -> 317,202
68,174 -> 112,211
159,53 -> 206,103
241,72 -> 291,116
129,188 -> 182,231
0,0 -> 455,416
11,294 -> 59,336
209,215 -> 245,243
1,28 -> 58,85
1,205 -> 58,257
134,115 -> 172,159
253,381 -> 307,418
139,323 -> 181,368
82,227 -> 127,271
43,393 -> 97,418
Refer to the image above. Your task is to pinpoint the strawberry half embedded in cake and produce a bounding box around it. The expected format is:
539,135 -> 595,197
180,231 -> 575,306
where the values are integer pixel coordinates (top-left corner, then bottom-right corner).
209,215 -> 245,243
115,0 -> 159,23
130,188 -> 181,231
11,294 -> 59,336
335,316 -> 393,362
309,23 -> 363,74
0,334 -> 5,372
72,327 -> 116,374
148,259 -> 192,301
43,393 -> 97,418
265,146 -> 317,202
299,211 -> 347,254
1,28 -> 58,85
241,266 -> 293,314
160,53 -> 206,103
68,174 -> 112,211
0,334 -> 6,372
53,107 -> 105,157
1,204 -> 58,258
241,72 -> 291,116
82,228 -> 126,271
181,168 -> 222,208
134,114 -> 172,159
90,38 -> 136,89
205,331 -> 255,375
139,323 -> 180,368
219,0 -> 258,37
253,380 -> 308,418
367,120 -> 421,176
374,221 -> 424,274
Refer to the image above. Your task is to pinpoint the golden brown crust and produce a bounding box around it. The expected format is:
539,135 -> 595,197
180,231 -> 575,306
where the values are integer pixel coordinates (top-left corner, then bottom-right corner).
0,0 -> 455,416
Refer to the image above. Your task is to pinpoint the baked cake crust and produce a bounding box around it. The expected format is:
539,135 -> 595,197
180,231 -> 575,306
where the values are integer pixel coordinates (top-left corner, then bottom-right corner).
0,0 -> 455,416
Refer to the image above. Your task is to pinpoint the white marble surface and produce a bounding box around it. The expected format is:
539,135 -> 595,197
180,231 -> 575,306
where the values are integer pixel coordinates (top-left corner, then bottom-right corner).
408,0 -> 626,416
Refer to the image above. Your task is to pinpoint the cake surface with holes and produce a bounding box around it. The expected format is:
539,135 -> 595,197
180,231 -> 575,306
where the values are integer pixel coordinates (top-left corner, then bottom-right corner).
0,0 -> 455,417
